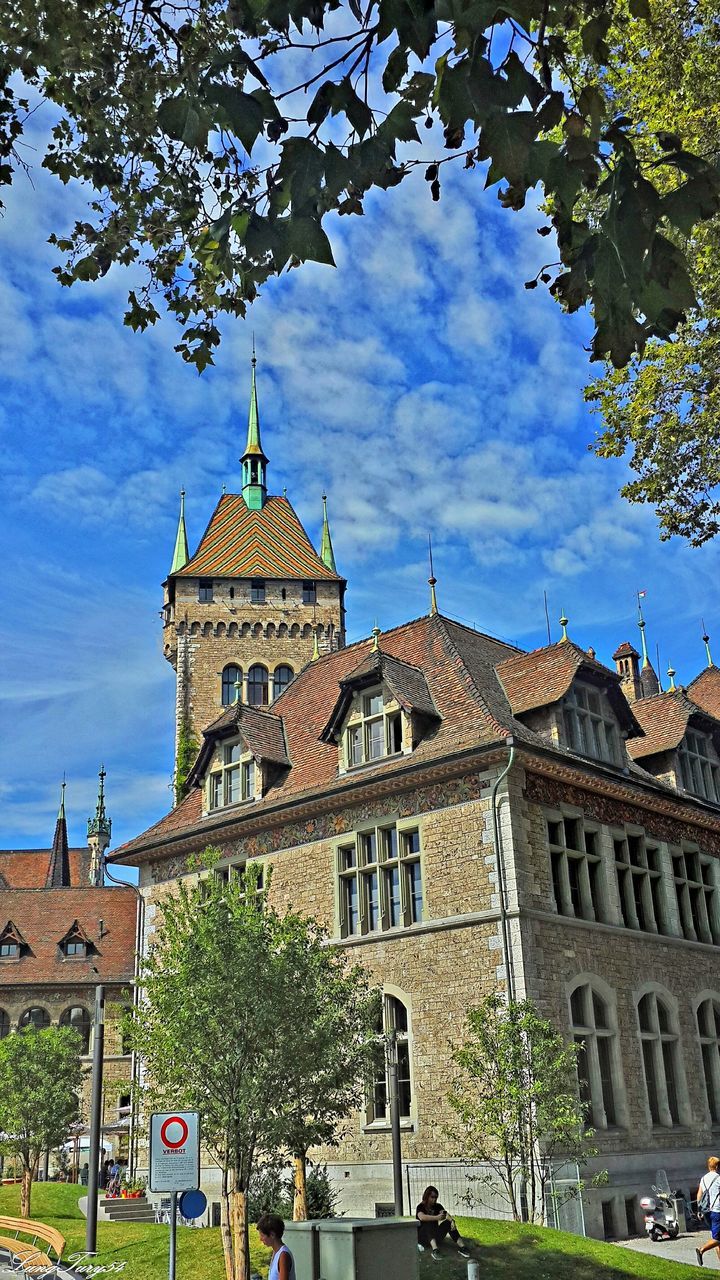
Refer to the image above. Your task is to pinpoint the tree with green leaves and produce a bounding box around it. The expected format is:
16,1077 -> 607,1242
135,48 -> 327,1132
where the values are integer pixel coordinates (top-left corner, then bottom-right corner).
129,861 -> 377,1280
447,995 -> 598,1225
0,1025 -> 83,1219
1,0 -> 719,372
562,0 -> 720,543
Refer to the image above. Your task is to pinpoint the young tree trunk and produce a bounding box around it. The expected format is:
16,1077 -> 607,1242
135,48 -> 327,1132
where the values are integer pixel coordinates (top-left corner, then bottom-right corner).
20,1164 -> 32,1219
220,1169 -> 235,1280
229,1183 -> 249,1280
293,1152 -> 308,1220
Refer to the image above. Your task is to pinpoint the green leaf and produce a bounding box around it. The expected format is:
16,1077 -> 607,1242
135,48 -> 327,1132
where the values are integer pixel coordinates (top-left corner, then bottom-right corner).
479,110 -> 540,187
379,101 -> 421,144
580,13 -> 612,59
501,51 -> 545,110
74,255 -> 100,281
204,83 -> 265,154
157,97 -> 208,148
278,136 -> 326,214
285,215 -> 336,265
577,84 -> 606,141
628,0 -> 651,18
383,45 -> 409,94
662,174 -> 720,234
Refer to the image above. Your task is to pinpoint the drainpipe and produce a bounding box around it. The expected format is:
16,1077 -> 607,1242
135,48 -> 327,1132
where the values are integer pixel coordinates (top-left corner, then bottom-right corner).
490,737 -> 516,1002
103,858 -> 145,1178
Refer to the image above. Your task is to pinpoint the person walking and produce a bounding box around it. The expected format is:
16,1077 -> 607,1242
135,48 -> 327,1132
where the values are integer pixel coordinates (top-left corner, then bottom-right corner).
256,1213 -> 296,1280
696,1156 -> 720,1266
416,1185 -> 471,1261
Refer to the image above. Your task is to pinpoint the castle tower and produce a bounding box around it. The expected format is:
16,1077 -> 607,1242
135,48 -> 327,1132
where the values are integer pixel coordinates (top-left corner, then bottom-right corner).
162,355 -> 347,773
87,766 -> 112,886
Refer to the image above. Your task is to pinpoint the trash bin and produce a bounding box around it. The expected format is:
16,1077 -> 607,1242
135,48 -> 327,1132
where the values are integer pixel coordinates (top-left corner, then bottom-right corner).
284,1218 -> 419,1280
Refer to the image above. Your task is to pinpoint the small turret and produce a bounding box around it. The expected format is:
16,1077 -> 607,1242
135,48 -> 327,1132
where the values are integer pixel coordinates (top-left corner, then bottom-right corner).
87,766 -> 112,887
47,781 -> 71,888
240,347 -> 268,511
613,641 -> 642,702
170,489 -> 189,574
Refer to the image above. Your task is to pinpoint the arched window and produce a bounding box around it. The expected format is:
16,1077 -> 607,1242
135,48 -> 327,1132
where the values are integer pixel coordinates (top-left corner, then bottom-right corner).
60,1006 -> 91,1054
247,664 -> 269,706
638,992 -> 681,1126
19,1007 -> 50,1032
368,995 -> 412,1124
222,664 -> 242,706
697,998 -> 720,1125
570,984 -> 619,1128
0,1009 -> 9,1039
273,665 -> 294,699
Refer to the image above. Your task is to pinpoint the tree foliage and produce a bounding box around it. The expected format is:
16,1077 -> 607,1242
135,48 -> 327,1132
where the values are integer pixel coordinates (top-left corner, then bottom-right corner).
2,0 -> 720,371
0,1026 -> 83,1218
129,860 -> 377,1280
447,995 -> 599,1225
570,0 -> 720,543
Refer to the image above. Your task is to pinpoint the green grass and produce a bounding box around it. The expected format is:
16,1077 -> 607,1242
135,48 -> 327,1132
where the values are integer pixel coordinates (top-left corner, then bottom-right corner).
0,1186 -> 703,1280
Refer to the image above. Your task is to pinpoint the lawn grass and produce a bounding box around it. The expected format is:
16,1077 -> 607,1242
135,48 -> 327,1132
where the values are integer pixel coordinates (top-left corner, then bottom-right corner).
0,1185 -> 703,1280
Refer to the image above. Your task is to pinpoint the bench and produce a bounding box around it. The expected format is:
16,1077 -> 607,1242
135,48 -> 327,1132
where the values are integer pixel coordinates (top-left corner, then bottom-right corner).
0,1215 -> 66,1276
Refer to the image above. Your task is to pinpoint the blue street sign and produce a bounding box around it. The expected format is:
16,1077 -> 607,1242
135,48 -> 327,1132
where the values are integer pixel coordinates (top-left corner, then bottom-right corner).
178,1188 -> 207,1221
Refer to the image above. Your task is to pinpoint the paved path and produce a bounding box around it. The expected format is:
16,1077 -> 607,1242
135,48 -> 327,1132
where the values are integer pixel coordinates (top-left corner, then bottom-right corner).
618,1231 -> 720,1269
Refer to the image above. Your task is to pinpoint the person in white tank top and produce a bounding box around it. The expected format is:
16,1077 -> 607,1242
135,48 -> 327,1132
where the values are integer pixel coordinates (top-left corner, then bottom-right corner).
257,1212 -> 297,1280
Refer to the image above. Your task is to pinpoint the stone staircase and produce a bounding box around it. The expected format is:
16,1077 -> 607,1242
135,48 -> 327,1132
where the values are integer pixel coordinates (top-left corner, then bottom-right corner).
97,1195 -> 157,1224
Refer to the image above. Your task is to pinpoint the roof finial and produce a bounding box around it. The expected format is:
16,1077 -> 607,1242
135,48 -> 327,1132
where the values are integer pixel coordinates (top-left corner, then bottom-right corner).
252,331 -> 257,368
241,344 -> 268,510
702,618 -> 713,668
667,663 -> 677,691
637,590 -> 651,668
311,628 -> 320,662
320,493 -> 338,574
221,481 -> 227,495
169,488 -> 189,574
428,534 -> 438,616
559,610 -> 569,643
371,622 -> 381,652
59,778 -> 66,819
233,675 -> 242,704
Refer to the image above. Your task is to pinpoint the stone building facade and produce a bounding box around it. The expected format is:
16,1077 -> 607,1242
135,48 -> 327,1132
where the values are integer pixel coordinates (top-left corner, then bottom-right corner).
0,782 -> 138,1171
115,587 -> 720,1240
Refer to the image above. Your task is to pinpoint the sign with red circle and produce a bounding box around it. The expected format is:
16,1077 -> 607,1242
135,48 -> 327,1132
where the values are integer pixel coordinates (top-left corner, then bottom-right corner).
160,1116 -> 189,1150
149,1111 -> 200,1192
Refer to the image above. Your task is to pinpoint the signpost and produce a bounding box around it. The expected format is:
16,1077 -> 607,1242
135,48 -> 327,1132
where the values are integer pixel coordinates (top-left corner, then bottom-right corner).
149,1112 -> 200,1280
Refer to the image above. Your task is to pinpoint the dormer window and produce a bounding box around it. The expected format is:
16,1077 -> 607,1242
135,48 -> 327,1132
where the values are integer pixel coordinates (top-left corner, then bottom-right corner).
561,683 -> 620,766
60,922 -> 90,958
0,921 -> 26,960
346,690 -> 402,769
678,731 -> 720,803
208,740 -> 256,810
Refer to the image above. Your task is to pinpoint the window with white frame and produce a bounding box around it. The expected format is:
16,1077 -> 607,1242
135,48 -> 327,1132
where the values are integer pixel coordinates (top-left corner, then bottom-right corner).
613,832 -> 665,934
338,824 -> 422,938
672,847 -> 720,944
637,991 -> 682,1127
547,815 -> 604,922
679,732 -> 720,804
207,741 -> 256,810
570,983 -> 620,1128
561,683 -> 621,766
697,998 -> 720,1126
345,689 -> 402,770
367,994 -> 412,1125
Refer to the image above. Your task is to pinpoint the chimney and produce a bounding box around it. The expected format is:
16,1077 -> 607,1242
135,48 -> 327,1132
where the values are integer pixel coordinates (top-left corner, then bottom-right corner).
612,641 -> 642,702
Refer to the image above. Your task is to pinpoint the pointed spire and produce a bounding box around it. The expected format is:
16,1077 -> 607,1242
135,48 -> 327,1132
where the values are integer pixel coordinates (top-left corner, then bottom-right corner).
311,628 -> 320,662
702,619 -> 714,668
667,663 -> 677,691
240,343 -> 268,510
559,610 -> 569,643
320,493 -> 337,573
170,489 -> 189,574
428,535 -> 438,616
47,780 -> 71,888
371,622 -> 381,652
637,595 -> 651,668
87,767 -> 112,886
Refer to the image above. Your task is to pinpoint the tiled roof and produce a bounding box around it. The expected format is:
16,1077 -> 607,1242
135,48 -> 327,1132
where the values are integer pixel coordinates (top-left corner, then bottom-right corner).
612,641 -> 639,660
321,649 -> 439,741
688,667 -> 720,721
172,494 -> 342,581
627,690 -> 720,759
189,703 -> 290,784
0,849 -> 88,889
46,811 -> 71,888
495,640 -> 642,734
0,888 -> 137,986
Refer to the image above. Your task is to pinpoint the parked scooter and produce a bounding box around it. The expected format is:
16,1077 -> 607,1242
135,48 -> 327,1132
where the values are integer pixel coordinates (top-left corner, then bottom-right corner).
640,1169 -> 681,1242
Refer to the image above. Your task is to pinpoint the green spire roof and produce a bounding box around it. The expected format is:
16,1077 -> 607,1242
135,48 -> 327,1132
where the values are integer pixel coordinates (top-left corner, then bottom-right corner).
87,765 -> 112,842
320,494 -> 337,573
242,348 -> 268,461
170,489 -> 189,573
241,348 -> 268,510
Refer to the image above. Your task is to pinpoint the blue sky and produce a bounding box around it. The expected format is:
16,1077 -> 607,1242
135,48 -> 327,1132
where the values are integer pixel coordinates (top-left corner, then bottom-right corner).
1,107 -> 719,863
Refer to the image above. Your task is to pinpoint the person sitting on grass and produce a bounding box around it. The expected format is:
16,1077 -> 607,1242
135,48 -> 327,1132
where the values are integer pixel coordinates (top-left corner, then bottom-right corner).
256,1213 -> 296,1280
416,1185 -> 470,1261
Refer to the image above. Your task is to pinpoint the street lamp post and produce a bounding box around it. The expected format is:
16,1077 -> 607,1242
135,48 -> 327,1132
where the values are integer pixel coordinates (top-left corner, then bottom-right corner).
85,984 -> 105,1254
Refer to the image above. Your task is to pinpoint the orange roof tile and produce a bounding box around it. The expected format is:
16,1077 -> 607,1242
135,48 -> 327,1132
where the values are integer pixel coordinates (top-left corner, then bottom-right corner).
0,887 -> 136,985
0,849 -> 88,889
688,667 -> 720,721
172,494 -> 342,581
627,689 -> 720,759
495,640 -> 641,734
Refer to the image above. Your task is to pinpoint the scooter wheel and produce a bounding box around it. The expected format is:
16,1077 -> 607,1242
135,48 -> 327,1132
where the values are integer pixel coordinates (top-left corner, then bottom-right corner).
668,1226 -> 679,1239
650,1228 -> 663,1242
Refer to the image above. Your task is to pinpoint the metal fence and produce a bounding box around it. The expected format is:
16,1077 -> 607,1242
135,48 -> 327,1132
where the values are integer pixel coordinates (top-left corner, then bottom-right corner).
404,1160 -> 586,1236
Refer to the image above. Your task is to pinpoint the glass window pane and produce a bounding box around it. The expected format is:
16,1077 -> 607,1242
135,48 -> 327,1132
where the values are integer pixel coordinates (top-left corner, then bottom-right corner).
224,742 -> 241,764
247,665 -> 269,705
273,665 -> 294,698
366,719 -> 384,760
364,870 -> 379,930
364,693 -> 383,717
385,866 -> 401,927
642,1041 -> 660,1124
348,725 -> 362,767
225,766 -> 240,804
597,1036 -> 616,1125
406,861 -> 423,923
222,666 -> 242,705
